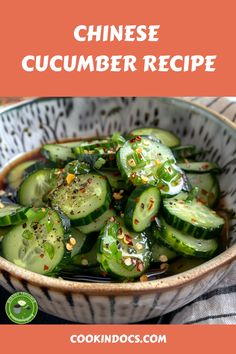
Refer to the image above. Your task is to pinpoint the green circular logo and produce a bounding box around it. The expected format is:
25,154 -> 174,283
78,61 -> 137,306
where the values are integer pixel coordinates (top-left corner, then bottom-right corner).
5,292 -> 38,324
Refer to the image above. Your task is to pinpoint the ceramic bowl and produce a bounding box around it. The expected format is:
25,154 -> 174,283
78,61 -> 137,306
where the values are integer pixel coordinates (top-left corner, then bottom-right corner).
0,97 -> 235,324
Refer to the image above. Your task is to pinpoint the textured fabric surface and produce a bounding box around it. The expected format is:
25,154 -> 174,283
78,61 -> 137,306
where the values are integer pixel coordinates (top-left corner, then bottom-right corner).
0,97 -> 235,324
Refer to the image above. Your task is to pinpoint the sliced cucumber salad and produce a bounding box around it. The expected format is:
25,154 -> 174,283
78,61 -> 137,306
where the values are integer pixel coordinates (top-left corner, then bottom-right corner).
0,127 -> 226,282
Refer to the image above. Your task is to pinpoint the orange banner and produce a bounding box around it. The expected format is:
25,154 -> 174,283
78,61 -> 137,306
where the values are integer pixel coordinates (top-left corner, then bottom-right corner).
0,0 -> 235,96
0,325 -> 235,354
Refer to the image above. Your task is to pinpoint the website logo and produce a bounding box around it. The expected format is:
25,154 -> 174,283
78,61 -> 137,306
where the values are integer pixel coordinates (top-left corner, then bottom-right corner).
5,292 -> 38,324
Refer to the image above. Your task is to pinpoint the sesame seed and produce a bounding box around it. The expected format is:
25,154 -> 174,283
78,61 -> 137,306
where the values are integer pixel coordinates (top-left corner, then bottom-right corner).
113,192 -> 123,200
66,243 -> 73,251
81,258 -> 89,266
70,237 -> 77,246
136,147 -> 143,153
136,243 -> 143,250
160,262 -> 169,270
159,254 -> 168,263
124,257 -> 132,266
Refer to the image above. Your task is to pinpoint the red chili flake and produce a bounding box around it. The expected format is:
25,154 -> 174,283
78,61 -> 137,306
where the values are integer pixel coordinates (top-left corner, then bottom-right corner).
134,219 -> 139,225
198,198 -> 207,205
151,215 -> 156,222
124,234 -> 133,245
201,189 -> 208,196
118,227 -> 123,235
44,265 -> 49,271
40,254 -> 44,258
80,187 -> 86,193
109,155 -> 115,160
136,136 -> 142,141
136,260 -> 144,272
202,164 -> 209,170
148,198 -> 154,210
87,178 -> 93,184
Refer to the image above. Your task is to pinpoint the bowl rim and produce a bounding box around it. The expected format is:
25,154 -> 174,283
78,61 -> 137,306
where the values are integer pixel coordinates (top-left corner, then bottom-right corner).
0,97 -> 235,295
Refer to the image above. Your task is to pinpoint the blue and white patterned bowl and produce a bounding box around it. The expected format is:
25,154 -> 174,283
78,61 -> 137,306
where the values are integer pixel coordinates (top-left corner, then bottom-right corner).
0,97 -> 235,323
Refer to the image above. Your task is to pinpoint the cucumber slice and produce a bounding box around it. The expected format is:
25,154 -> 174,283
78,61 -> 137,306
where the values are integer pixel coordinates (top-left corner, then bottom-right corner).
73,139 -> 117,152
7,160 -> 37,190
129,128 -> 180,147
172,145 -> 197,159
97,217 -> 151,279
168,257 -> 206,274
18,169 -> 58,207
178,161 -> 221,173
0,203 -> 29,227
186,173 -> 220,207
124,185 -> 161,232
151,242 -> 178,263
99,169 -> 128,190
24,160 -> 57,176
75,152 -> 117,169
2,209 -> 65,274
158,218 -> 219,258
59,141 -> 85,148
0,227 -> 11,242
117,136 -> 176,186
41,144 -> 75,164
50,173 -> 112,226
69,228 -> 94,257
79,209 -> 116,234
72,242 -> 99,268
151,220 -> 179,260
163,192 -> 225,238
